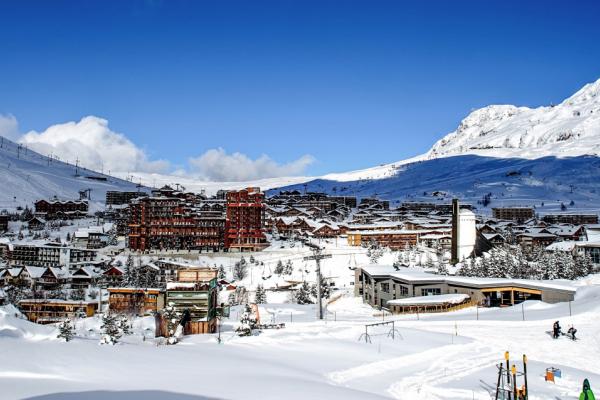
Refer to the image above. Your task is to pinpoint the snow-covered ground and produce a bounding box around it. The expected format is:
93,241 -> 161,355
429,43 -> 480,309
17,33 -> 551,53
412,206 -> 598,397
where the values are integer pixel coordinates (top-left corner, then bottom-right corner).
2,237 -> 600,400
2,279 -> 600,400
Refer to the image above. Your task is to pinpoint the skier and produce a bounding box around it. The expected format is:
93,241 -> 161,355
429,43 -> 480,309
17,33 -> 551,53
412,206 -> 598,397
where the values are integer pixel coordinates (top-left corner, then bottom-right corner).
579,379 -> 595,400
552,321 -> 561,339
567,326 -> 577,340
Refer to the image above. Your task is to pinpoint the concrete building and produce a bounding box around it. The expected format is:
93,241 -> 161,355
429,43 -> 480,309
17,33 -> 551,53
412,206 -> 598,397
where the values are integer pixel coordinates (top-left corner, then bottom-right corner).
355,265 -> 576,311
492,207 -> 535,223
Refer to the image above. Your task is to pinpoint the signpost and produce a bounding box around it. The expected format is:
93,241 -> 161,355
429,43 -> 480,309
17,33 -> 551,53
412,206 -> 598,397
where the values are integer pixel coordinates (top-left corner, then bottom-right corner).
303,247 -> 332,320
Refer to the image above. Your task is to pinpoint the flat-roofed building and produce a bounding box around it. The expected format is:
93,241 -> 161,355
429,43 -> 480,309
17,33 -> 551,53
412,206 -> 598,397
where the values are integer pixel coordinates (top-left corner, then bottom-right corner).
492,207 -> 535,223
355,265 -> 576,311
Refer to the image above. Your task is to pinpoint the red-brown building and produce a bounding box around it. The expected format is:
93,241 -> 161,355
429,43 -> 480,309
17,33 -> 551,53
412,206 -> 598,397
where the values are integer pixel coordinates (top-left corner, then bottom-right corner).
225,188 -> 268,251
128,197 -> 225,252
34,199 -> 88,220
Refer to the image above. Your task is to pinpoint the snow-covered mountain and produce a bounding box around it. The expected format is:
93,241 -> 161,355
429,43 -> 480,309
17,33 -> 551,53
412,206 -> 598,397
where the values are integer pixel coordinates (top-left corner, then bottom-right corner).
314,78 -> 600,184
4,78 -> 600,211
274,78 -> 600,213
427,78 -> 600,160
0,137 -> 146,211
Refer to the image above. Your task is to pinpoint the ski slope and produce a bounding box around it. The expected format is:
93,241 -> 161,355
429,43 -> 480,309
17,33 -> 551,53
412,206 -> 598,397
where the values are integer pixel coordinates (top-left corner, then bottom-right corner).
0,137 -> 147,211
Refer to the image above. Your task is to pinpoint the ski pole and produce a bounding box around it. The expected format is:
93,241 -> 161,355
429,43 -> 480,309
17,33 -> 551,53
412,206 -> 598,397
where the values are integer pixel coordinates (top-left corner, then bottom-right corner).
505,351 -> 511,390
523,354 -> 528,400
511,364 -> 517,400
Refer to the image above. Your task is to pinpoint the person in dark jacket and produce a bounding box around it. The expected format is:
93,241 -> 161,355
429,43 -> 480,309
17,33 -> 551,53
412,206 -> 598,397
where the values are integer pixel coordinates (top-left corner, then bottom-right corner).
553,321 -> 561,339
567,326 -> 577,340
580,378 -> 595,400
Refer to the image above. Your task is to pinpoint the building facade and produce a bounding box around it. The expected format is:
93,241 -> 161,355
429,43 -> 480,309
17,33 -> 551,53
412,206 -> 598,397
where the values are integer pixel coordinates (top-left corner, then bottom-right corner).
492,207 -> 535,223
225,188 -> 268,251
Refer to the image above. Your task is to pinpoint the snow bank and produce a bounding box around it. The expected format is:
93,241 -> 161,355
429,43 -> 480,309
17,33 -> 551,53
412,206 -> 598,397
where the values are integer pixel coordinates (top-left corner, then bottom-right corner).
0,305 -> 56,341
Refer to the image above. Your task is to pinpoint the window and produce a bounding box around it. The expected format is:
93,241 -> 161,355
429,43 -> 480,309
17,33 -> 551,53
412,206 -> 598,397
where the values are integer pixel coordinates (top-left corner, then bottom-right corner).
381,283 -> 390,293
421,288 -> 441,296
398,285 -> 409,296
589,248 -> 600,264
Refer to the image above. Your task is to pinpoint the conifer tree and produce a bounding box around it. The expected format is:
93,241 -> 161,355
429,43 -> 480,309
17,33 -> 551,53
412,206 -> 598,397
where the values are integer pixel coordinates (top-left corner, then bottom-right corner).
274,260 -> 284,275
118,315 -> 132,336
162,304 -> 182,344
235,304 -> 257,336
436,263 -> 449,275
284,260 -> 294,275
100,313 -> 122,345
217,265 -> 226,280
233,261 -> 248,281
311,277 -> 331,300
294,281 -> 314,305
57,319 -> 75,342
254,284 -> 267,304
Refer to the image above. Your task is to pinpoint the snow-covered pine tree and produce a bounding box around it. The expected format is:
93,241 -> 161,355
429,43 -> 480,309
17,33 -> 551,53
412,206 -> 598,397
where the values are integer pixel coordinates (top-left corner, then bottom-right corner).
254,284 -> 267,304
424,252 -> 436,270
235,304 -> 257,336
233,261 -> 248,281
311,277 -> 331,300
555,251 -> 574,280
162,304 -> 182,344
367,239 -> 383,264
217,264 -> 226,280
57,318 -> 75,342
487,247 -> 507,278
69,287 -> 86,301
458,257 -> 472,276
122,255 -> 141,287
100,313 -> 122,345
294,281 -> 314,304
274,260 -> 284,275
393,251 -> 403,269
118,315 -> 132,336
541,251 -> 560,280
574,251 -> 594,279
436,262 -> 449,275
284,260 -> 293,275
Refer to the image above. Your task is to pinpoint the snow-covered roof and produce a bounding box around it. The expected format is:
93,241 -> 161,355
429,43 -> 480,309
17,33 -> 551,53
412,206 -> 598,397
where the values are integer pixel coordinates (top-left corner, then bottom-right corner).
360,265 -> 577,293
23,266 -> 46,279
546,241 -> 577,252
166,282 -> 196,290
387,293 -> 470,306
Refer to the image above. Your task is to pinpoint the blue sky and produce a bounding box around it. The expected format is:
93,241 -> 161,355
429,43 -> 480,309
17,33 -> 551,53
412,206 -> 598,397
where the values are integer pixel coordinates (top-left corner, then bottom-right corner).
1,0 -> 600,179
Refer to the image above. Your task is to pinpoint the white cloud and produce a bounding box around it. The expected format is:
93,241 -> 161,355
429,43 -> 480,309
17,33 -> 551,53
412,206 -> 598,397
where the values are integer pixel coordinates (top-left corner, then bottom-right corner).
0,114 -> 20,140
2,114 -> 315,181
18,116 -> 170,174
188,148 -> 315,182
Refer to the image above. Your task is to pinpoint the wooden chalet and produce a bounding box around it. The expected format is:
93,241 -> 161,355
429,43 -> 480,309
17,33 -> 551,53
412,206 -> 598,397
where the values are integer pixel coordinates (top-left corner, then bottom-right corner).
108,287 -> 164,316
19,299 -> 97,324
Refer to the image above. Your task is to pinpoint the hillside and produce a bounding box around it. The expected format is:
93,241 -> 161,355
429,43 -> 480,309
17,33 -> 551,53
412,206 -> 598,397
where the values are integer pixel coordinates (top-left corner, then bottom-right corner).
273,154 -> 600,214
0,136 -> 147,211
